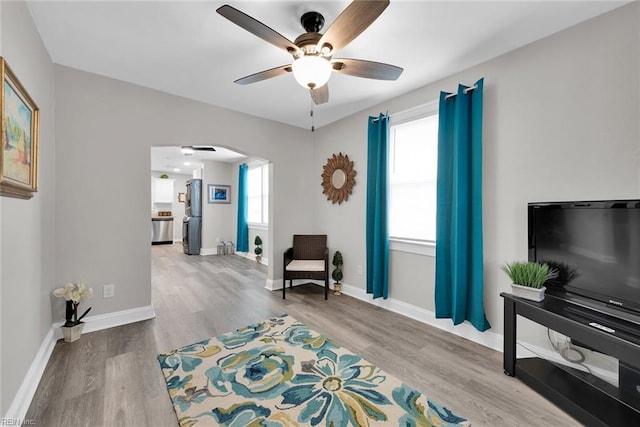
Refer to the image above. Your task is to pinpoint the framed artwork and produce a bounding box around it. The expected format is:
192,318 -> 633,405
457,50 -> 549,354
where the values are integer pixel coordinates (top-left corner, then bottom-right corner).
178,192 -> 185,203
1,57 -> 39,199
208,184 -> 231,204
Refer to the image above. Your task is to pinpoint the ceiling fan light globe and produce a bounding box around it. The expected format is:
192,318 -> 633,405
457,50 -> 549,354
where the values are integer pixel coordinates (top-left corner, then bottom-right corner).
292,55 -> 331,90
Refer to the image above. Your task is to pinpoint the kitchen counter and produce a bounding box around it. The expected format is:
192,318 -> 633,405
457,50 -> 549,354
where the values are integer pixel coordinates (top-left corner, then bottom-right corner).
152,217 -> 174,220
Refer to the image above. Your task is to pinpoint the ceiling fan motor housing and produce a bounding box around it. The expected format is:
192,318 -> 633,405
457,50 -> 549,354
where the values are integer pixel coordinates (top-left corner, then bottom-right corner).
293,33 -> 323,56
294,12 -> 333,56
301,11 -> 324,33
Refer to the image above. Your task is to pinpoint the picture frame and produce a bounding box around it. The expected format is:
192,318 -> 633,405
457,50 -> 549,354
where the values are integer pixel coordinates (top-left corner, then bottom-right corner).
1,57 -> 39,199
178,192 -> 185,203
208,184 -> 231,204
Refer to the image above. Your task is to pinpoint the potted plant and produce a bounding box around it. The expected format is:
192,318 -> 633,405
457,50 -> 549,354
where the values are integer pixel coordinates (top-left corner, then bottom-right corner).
332,250 -> 344,295
500,261 -> 558,302
254,236 -> 263,263
53,281 -> 94,342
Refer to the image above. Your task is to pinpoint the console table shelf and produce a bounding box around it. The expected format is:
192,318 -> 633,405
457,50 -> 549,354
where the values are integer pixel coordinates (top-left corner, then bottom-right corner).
501,292 -> 640,426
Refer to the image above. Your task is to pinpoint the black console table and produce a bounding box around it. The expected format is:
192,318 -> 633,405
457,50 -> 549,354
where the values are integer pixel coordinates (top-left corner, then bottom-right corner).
501,292 -> 640,426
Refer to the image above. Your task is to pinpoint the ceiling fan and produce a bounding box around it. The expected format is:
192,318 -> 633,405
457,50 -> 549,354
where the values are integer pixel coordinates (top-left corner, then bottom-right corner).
217,0 -> 403,105
181,145 -> 216,155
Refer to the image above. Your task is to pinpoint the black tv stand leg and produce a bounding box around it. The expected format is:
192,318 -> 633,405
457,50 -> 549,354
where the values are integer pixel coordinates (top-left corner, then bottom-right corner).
620,361 -> 640,407
504,298 -> 516,376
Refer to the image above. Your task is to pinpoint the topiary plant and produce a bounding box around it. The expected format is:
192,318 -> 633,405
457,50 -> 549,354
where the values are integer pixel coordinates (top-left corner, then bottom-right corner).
332,251 -> 343,283
254,236 -> 263,261
332,250 -> 344,295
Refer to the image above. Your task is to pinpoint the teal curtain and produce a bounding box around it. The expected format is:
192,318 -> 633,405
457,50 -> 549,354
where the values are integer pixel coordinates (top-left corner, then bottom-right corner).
366,113 -> 389,299
236,163 -> 249,252
435,78 -> 490,332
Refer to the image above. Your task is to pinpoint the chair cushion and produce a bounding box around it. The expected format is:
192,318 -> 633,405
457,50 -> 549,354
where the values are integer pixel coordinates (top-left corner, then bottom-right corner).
286,260 -> 325,272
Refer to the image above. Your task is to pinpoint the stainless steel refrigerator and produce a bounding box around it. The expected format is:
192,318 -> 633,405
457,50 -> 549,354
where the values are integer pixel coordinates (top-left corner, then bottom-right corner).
182,179 -> 202,255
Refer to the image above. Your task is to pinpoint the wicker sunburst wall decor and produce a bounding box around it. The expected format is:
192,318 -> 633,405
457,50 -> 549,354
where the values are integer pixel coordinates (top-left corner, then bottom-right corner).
321,152 -> 356,204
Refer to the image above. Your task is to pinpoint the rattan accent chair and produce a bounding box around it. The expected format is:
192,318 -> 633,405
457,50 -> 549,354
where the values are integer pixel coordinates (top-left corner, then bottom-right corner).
283,234 -> 329,300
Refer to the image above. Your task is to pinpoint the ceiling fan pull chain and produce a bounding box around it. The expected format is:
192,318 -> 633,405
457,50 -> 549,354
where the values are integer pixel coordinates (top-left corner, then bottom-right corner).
310,100 -> 315,132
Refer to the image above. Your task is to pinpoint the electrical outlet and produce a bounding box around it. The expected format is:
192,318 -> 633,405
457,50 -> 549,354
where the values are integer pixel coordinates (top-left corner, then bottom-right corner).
103,284 -> 115,298
357,265 -> 363,275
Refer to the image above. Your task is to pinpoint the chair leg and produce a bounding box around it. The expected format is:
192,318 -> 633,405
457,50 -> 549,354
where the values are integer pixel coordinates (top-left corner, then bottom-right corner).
325,278 -> 328,300
283,277 -> 286,299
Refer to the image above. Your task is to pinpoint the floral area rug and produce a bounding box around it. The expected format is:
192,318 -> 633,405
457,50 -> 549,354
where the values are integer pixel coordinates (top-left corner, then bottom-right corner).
158,314 -> 470,426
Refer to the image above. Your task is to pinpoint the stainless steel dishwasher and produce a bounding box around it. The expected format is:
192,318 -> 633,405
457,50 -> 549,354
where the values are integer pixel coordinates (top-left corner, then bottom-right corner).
151,217 -> 174,244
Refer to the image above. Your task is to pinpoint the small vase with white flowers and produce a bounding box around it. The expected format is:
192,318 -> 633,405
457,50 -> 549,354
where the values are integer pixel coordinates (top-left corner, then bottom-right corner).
53,282 -> 94,342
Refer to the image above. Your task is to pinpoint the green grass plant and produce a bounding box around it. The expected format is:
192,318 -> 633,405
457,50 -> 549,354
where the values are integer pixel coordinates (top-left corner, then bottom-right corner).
500,261 -> 558,289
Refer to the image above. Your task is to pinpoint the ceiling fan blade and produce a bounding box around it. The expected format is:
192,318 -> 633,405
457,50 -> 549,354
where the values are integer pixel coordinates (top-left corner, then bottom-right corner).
234,64 -> 292,85
310,84 -> 329,105
317,0 -> 389,54
332,58 -> 403,80
193,146 -> 216,152
217,5 -> 301,56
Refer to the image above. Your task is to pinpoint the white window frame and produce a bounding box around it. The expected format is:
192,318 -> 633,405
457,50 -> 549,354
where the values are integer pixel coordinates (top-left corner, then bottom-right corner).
247,162 -> 269,227
388,100 -> 439,257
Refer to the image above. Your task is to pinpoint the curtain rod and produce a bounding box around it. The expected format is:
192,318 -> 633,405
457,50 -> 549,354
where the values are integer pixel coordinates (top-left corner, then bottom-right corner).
371,84 -> 478,122
370,111 -> 390,123
445,84 -> 478,100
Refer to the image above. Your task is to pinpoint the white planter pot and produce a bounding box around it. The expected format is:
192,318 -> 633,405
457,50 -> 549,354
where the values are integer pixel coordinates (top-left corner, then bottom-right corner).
334,283 -> 342,295
511,284 -> 546,302
61,323 -> 85,342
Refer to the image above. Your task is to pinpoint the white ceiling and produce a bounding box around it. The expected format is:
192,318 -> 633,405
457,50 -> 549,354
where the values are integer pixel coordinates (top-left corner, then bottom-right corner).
28,1 -> 627,130
151,145 -> 247,174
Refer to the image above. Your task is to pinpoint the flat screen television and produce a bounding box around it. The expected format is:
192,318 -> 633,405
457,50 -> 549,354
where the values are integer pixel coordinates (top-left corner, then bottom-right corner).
528,199 -> 640,316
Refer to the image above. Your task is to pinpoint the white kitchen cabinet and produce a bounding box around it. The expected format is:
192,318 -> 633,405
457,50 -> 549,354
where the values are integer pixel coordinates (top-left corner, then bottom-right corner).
153,177 -> 174,203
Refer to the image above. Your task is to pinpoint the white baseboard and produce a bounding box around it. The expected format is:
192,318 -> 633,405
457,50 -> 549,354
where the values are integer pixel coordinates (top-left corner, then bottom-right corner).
3,325 -> 59,421
200,250 -> 269,266
200,247 -> 217,256
4,305 -> 155,421
337,282 -> 505,352
237,251 -> 269,266
73,304 -> 156,334
265,278 -> 278,291
266,279 -> 503,352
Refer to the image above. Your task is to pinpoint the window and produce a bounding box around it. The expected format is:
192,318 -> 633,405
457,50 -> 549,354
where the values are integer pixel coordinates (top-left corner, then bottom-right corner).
247,163 -> 269,225
389,105 -> 438,244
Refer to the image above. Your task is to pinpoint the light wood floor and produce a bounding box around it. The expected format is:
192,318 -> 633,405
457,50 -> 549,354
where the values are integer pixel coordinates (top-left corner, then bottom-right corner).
26,243 -> 578,426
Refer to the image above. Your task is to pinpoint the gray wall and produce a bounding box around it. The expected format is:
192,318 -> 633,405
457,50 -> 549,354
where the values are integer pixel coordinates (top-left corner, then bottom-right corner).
313,2 -> 640,335
53,65 -> 314,320
0,0 -> 55,413
201,160 -> 235,252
